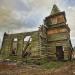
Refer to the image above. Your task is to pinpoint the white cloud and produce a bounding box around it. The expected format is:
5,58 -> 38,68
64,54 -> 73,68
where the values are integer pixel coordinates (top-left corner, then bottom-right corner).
71,37 -> 75,47
9,27 -> 38,34
65,6 -> 75,37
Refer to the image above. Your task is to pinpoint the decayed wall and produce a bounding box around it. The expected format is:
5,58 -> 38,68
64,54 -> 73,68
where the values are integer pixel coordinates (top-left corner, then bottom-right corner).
1,31 -> 40,60
47,27 -> 72,60
47,40 -> 71,60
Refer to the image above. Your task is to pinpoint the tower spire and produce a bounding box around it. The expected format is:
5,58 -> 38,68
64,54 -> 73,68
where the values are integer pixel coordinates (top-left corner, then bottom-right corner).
51,4 -> 60,15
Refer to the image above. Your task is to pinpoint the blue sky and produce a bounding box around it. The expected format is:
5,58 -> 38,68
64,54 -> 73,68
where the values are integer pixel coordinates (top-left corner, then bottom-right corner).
0,0 -> 75,47
62,0 -> 75,7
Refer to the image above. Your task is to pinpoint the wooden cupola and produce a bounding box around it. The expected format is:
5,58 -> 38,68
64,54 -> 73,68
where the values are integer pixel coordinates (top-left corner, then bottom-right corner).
44,4 -> 67,27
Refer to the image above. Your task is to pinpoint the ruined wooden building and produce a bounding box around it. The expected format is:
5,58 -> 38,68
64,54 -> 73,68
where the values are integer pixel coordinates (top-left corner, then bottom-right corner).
0,5 -> 73,61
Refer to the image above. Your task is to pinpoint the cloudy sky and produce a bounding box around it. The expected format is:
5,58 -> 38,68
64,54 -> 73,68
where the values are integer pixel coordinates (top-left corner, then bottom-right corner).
0,0 -> 75,47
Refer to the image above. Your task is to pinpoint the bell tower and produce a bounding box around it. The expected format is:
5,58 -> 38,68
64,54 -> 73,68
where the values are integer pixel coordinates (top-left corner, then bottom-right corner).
44,4 -> 72,60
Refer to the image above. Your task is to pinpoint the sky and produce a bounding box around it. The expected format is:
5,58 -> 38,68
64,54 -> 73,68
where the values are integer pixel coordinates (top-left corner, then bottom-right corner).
0,0 -> 75,47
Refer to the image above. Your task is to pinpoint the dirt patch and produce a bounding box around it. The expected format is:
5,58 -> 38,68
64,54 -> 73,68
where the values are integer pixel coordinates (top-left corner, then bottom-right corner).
0,61 -> 75,75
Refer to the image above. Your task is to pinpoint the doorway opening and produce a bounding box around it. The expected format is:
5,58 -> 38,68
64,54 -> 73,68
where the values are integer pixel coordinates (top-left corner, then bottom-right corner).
56,46 -> 64,60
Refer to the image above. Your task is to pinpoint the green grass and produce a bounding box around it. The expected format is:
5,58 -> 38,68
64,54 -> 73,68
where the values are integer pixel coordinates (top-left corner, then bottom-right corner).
25,58 -> 67,69
41,61 -> 66,69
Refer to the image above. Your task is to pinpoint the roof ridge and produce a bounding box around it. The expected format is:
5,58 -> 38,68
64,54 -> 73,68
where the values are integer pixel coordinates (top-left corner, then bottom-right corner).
50,4 -> 60,15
